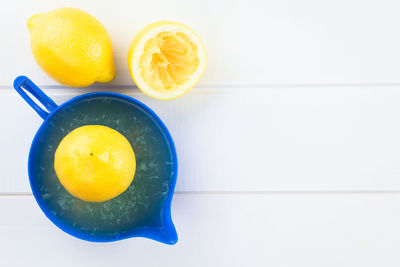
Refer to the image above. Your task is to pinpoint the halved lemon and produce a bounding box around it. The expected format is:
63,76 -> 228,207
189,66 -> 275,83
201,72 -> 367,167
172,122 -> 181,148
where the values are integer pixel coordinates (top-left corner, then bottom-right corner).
127,21 -> 206,100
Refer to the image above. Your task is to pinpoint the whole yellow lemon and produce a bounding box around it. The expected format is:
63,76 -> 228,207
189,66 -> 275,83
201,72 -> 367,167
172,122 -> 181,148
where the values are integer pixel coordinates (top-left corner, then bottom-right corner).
54,125 -> 136,202
28,8 -> 115,87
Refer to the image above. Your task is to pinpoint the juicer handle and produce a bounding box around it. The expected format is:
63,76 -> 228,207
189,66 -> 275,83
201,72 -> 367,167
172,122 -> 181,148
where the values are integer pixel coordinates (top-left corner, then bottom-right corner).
13,76 -> 58,119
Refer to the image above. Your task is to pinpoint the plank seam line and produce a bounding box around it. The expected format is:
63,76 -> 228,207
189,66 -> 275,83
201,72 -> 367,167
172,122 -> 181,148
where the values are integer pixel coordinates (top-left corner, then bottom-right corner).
2,190 -> 400,197
2,83 -> 400,90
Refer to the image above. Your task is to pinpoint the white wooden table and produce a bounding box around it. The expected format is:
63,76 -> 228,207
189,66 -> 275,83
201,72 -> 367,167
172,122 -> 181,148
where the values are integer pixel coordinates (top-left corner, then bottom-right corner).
2,0 -> 400,266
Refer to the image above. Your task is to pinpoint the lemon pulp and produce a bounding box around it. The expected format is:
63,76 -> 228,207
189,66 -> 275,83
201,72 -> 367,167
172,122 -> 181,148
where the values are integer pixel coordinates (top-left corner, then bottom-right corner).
140,32 -> 200,91
128,21 -> 206,100
54,125 -> 136,202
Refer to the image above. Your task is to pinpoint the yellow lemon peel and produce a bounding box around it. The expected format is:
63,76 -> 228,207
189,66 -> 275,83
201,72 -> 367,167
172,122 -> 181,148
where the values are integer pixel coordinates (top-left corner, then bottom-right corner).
54,125 -> 136,202
128,21 -> 206,100
28,8 -> 115,87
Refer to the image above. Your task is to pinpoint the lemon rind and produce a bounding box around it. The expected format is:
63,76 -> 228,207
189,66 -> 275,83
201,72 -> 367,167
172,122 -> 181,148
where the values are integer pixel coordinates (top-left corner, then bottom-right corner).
128,21 -> 206,100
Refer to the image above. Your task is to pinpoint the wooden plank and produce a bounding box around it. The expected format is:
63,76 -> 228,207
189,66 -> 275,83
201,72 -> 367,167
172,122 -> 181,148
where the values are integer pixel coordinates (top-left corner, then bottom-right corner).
1,0 -> 400,86
1,193 -> 400,266
2,86 -> 400,193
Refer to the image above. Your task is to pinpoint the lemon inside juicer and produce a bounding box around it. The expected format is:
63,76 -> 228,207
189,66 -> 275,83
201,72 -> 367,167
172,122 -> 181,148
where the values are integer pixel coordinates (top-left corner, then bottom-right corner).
13,76 -> 178,244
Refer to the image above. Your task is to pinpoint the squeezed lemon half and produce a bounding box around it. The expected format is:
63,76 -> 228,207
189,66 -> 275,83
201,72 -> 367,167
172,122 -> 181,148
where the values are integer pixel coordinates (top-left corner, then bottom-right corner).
54,125 -> 136,202
127,21 -> 206,100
